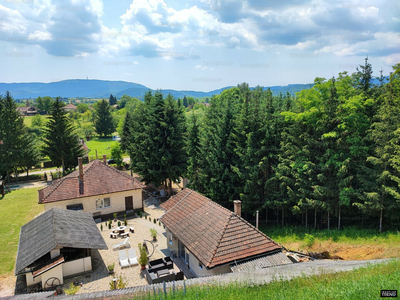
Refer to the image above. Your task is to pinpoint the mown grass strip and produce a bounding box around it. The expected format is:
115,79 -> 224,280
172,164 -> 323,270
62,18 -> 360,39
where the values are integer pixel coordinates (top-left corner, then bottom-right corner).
139,259 -> 400,300
0,188 -> 44,275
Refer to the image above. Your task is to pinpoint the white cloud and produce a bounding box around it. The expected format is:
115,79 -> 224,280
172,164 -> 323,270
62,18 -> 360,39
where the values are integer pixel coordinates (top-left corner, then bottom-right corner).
195,64 -> 208,70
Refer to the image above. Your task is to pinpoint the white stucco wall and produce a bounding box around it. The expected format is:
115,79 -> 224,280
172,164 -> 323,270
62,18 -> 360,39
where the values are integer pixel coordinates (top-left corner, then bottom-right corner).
63,257 -> 92,277
43,189 -> 143,215
187,251 -> 232,277
165,229 -> 232,277
26,264 -> 64,288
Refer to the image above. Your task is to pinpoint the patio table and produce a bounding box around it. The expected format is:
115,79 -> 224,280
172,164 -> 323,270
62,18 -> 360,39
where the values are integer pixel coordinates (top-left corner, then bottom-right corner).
116,226 -> 127,234
110,232 -> 118,238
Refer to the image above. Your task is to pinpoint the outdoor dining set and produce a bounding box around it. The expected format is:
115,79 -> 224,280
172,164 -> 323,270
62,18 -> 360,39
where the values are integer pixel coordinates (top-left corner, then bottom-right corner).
110,226 -> 135,239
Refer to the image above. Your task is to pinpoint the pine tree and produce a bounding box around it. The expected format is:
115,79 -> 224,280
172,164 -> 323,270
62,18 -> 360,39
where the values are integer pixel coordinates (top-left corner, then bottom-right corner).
126,92 -> 187,196
182,96 -> 188,108
200,88 -> 241,207
94,99 -> 116,137
120,112 -> 134,152
0,91 -> 26,182
19,133 -> 41,176
109,94 -> 117,106
360,64 -> 400,231
43,98 -> 84,175
186,110 -> 202,191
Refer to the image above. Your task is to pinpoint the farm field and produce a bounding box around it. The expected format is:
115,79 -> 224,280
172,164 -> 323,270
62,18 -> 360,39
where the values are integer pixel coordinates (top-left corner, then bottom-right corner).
139,259 -> 400,300
263,226 -> 400,261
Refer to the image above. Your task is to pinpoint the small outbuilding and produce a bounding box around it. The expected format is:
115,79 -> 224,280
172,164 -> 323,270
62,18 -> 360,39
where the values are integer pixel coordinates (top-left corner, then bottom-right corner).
15,208 -> 108,289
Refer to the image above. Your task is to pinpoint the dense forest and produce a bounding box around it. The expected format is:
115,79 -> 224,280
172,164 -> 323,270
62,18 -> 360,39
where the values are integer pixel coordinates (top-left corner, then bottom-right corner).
123,58 -> 400,232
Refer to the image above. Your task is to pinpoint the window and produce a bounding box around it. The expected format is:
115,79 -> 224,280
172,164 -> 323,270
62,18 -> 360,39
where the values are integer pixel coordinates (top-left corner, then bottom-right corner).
66,203 -> 83,211
199,262 -> 203,270
96,198 -> 111,209
169,232 -> 173,245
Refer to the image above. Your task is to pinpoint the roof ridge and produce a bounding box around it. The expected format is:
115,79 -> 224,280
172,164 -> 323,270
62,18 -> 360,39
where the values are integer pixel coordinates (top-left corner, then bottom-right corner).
167,189 -> 193,212
208,213 -> 233,268
39,176 -> 68,203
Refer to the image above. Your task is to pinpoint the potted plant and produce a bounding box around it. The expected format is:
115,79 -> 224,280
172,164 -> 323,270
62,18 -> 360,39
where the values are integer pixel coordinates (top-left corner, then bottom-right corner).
124,214 -> 127,226
139,211 -> 142,218
113,213 -> 117,222
108,263 -> 115,275
138,244 -> 148,270
150,228 -> 157,241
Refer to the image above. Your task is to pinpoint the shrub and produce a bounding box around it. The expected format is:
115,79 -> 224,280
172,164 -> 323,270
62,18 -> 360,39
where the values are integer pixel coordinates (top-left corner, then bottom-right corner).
108,263 -> 115,272
124,214 -> 127,226
109,274 -> 127,290
108,223 -> 111,229
113,213 -> 117,220
139,211 -> 143,218
150,228 -> 157,239
149,217 -> 151,222
159,221 -> 161,226
100,224 -> 103,231
304,233 -> 315,248
145,212 -> 147,220
153,218 -> 156,224
64,283 -> 80,295
118,221 -> 121,227
138,243 -> 148,266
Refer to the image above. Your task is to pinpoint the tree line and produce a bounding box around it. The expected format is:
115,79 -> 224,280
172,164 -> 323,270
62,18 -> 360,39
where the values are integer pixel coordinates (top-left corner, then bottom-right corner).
122,58 -> 400,231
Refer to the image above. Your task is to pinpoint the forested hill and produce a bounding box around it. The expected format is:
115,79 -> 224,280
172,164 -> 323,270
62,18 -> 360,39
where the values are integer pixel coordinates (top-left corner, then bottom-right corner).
0,79 -> 314,99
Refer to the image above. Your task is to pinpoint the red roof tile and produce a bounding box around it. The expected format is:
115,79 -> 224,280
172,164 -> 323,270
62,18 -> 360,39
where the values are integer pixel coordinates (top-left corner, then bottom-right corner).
160,189 -> 282,269
38,160 -> 145,204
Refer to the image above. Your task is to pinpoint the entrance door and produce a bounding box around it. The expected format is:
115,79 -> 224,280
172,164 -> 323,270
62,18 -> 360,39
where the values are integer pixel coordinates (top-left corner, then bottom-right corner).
125,196 -> 133,211
178,240 -> 185,259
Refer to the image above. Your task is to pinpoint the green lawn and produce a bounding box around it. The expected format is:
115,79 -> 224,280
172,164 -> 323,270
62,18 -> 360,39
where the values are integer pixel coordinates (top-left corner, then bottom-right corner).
141,259 -> 400,300
86,137 -> 128,160
22,116 -> 33,127
0,188 -> 44,275
86,137 -> 114,159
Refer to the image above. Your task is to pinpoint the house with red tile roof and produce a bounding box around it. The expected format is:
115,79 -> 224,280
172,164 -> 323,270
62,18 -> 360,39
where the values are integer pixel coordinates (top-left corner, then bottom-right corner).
39,158 -> 145,219
62,103 -> 77,112
160,189 -> 292,277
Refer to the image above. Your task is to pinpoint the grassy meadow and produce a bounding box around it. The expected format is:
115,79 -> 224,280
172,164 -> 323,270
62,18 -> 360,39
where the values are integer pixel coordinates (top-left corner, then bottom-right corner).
139,259 -> 400,300
0,188 -> 44,275
262,225 -> 400,260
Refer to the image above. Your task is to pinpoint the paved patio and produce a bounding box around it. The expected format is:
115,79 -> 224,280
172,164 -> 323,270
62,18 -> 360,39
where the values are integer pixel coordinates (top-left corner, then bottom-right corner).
61,197 -> 169,295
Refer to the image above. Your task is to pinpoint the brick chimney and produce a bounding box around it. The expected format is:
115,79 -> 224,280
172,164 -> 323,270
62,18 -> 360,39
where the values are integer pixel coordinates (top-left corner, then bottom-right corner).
103,155 -> 107,164
233,200 -> 241,217
78,157 -> 84,195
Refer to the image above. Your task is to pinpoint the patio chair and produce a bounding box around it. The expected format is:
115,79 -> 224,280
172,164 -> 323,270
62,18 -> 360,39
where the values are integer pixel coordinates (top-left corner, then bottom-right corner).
119,250 -> 130,268
113,237 -> 130,251
128,248 -> 138,266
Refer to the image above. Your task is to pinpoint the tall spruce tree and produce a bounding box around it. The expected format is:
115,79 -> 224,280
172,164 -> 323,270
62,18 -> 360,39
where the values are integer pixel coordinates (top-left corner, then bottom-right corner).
126,91 -> 187,196
94,99 -> 115,137
200,88 -> 241,207
43,98 -> 84,175
109,94 -> 117,106
0,91 -> 26,182
186,110 -> 202,191
360,64 -> 400,231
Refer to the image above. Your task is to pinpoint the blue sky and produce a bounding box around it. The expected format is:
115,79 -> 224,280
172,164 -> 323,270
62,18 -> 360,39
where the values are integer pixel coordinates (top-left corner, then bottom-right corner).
0,0 -> 399,91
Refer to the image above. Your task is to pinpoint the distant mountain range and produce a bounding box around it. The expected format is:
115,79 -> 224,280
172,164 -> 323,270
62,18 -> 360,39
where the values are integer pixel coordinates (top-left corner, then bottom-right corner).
0,79 -> 315,100
0,77 -> 388,100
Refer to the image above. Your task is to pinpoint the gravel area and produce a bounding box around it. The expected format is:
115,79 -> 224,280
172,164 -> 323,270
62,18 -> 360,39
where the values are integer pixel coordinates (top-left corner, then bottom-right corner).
60,196 -> 167,295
